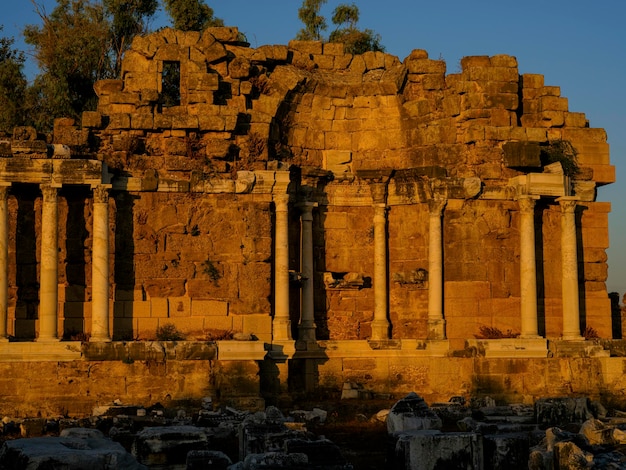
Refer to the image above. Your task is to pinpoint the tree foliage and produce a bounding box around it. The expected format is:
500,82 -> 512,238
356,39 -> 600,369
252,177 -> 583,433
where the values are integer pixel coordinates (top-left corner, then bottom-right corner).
162,0 -> 223,31
103,0 -> 158,74
296,1 -> 384,54
23,0 -> 157,130
296,0 -> 327,41
24,0 -> 113,129
0,27 -> 28,133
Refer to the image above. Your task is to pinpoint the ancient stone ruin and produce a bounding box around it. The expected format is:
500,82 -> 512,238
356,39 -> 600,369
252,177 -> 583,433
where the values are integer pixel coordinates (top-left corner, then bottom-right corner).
0,26 -> 620,414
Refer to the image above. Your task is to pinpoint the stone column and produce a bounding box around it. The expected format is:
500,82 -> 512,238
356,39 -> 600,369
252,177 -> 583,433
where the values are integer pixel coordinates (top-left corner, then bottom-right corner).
518,195 -> 541,338
427,196 -> 447,340
558,197 -> 583,340
0,186 -> 9,341
38,184 -> 60,342
371,201 -> 390,340
298,201 -> 317,341
273,193 -> 292,341
91,185 -> 111,342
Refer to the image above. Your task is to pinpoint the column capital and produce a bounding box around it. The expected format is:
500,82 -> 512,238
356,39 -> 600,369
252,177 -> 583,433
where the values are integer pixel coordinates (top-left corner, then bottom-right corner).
517,195 -> 540,213
428,197 -> 447,217
273,192 -> 290,210
40,184 -> 59,201
92,184 -> 112,204
557,196 -> 579,213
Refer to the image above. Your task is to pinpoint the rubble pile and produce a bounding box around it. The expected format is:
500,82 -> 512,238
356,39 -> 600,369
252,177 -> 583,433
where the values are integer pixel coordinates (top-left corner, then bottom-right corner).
3,393 -> 626,468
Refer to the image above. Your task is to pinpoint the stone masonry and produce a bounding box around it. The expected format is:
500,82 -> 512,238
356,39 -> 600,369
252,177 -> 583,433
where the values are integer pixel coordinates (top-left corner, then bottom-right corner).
0,26 -> 616,407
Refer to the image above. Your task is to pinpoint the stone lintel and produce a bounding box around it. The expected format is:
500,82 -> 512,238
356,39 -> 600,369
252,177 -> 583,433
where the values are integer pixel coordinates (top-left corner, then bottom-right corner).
509,173 -> 569,198
395,167 -> 447,181
356,169 -> 394,183
0,158 -> 104,186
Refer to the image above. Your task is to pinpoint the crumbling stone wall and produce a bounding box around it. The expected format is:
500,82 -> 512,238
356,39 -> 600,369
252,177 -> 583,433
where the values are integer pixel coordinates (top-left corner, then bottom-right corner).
0,25 -> 614,345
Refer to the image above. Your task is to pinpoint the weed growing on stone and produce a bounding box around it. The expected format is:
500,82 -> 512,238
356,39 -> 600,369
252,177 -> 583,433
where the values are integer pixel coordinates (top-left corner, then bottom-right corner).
156,323 -> 185,341
474,326 -> 520,339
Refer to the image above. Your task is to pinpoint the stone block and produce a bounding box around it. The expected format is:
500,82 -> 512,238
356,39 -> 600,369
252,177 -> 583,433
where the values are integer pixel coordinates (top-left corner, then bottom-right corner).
242,314 -> 272,340
502,141 -> 541,168
203,315 -> 234,332
288,40 -> 323,55
150,298 -> 169,318
444,281 -> 491,300
167,297 -> 191,318
191,300 -> 229,317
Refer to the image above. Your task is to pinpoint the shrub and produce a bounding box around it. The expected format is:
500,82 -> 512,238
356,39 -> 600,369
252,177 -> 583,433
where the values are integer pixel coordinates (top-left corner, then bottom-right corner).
156,323 -> 185,341
474,326 -> 520,339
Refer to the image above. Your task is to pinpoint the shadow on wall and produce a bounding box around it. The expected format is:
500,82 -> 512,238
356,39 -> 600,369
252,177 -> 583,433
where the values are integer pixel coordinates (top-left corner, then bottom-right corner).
113,191 -> 138,340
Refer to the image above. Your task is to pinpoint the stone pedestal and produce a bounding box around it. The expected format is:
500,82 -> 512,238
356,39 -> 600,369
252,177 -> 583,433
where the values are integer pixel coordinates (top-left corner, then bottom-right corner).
0,186 -> 9,341
273,193 -> 292,341
298,202 -> 317,341
38,184 -> 60,342
518,196 -> 540,338
90,185 -> 111,342
558,197 -> 583,341
427,197 -> 447,340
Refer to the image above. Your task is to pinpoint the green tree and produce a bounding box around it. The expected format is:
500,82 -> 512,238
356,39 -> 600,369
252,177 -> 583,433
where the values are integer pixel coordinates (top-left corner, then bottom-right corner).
296,0 -> 327,41
329,3 -> 384,54
24,0 -> 113,130
295,1 -> 383,53
103,0 -> 158,75
0,27 -> 28,133
163,0 -> 224,31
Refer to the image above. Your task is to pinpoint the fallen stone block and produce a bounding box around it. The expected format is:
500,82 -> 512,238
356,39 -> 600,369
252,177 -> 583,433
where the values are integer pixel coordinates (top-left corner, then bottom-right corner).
393,430 -> 483,470
387,392 -> 442,434
131,425 -> 209,466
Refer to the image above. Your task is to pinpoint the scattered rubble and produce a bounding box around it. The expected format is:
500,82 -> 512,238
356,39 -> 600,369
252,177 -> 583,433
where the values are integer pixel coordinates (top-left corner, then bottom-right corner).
4,393 -> 626,469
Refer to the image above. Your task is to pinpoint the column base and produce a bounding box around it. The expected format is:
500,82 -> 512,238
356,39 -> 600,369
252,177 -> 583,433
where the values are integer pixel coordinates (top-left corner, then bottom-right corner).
272,319 -> 293,341
427,319 -> 446,340
519,334 -> 542,339
90,335 -> 112,343
370,320 -> 390,340
0,336 -> 9,343
560,335 -> 585,341
36,336 -> 61,343
298,323 -> 317,342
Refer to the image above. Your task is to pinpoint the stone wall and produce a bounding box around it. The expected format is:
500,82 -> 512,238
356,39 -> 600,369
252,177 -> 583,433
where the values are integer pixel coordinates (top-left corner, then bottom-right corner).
0,26 -> 617,406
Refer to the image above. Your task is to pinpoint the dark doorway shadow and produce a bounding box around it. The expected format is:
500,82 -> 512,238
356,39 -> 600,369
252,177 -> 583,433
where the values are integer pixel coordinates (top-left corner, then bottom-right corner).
13,184 -> 38,340
112,191 -> 137,340
62,186 -> 89,339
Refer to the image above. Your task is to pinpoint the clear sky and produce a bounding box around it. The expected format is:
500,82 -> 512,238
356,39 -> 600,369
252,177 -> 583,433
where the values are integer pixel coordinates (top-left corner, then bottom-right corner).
3,1 -> 626,295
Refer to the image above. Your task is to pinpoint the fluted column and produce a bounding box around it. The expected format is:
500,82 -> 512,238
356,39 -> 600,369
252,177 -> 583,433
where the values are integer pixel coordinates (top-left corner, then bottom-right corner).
427,196 -> 447,340
558,197 -> 583,340
38,184 -> 60,342
0,186 -> 9,341
91,185 -> 111,342
298,201 -> 317,341
518,195 -> 540,338
273,193 -> 292,341
371,202 -> 390,339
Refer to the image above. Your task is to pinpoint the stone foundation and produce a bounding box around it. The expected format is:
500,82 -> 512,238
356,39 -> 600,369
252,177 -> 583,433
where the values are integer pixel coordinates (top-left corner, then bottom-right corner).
1,340 -> 626,418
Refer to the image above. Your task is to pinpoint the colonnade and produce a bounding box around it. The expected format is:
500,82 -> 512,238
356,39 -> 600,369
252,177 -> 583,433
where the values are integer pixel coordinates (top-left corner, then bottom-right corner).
0,183 -> 111,342
0,181 -> 584,344
272,187 -> 584,342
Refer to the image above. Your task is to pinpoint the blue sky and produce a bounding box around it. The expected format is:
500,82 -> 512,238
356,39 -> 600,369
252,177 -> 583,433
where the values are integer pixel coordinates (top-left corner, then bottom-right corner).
3,1 -> 626,295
